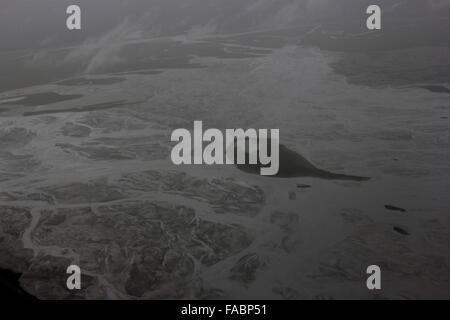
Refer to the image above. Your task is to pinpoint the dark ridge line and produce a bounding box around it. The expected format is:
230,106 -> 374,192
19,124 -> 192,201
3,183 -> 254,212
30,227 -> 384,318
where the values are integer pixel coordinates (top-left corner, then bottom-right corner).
235,143 -> 370,181
23,100 -> 145,116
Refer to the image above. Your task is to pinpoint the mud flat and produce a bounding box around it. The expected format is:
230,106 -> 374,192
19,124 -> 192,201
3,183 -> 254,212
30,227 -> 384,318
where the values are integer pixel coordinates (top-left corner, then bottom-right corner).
18,199 -> 255,299
1,92 -> 82,107
420,85 -> 450,94
60,122 -> 91,138
0,30 -> 449,299
23,100 -> 139,116
0,167 -> 266,299
57,77 -> 126,86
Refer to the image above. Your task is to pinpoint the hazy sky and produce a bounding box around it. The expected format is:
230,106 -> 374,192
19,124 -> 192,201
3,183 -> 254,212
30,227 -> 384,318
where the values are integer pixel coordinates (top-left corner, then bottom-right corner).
1,0 -> 449,51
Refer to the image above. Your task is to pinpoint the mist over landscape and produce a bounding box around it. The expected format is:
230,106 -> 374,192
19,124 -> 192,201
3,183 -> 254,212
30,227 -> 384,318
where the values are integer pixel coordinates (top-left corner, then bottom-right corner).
0,0 -> 450,300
